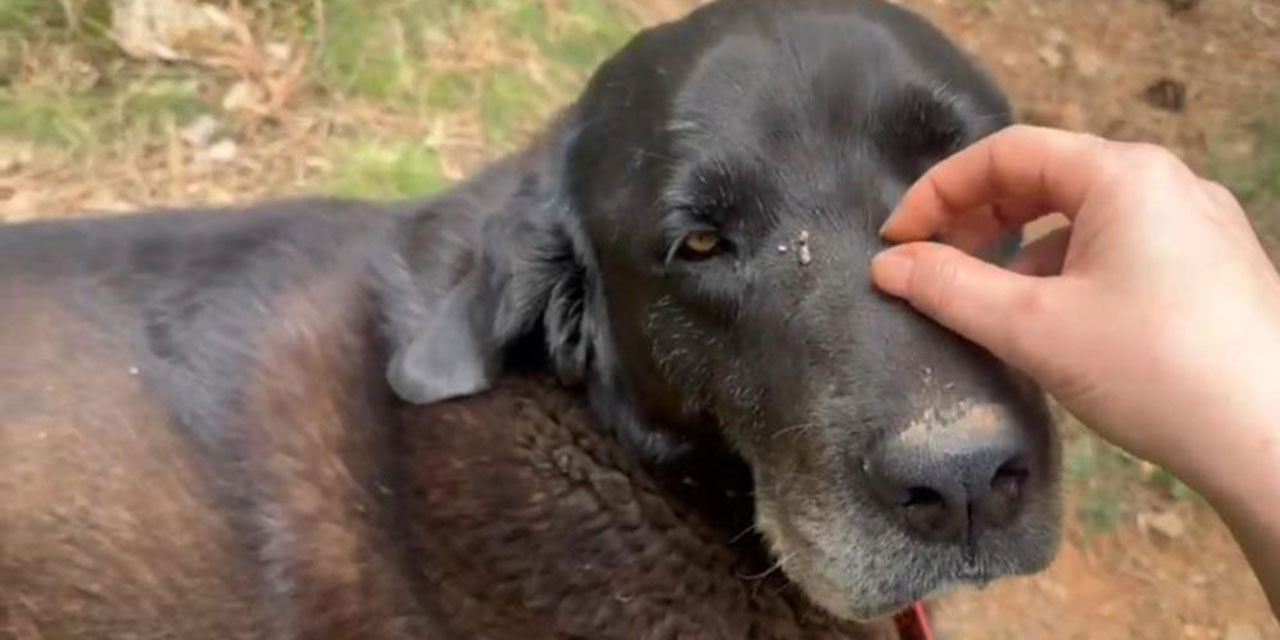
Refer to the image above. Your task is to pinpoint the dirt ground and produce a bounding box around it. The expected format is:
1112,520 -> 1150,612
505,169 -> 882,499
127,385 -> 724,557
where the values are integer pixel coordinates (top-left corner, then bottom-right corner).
3,0 -> 1278,638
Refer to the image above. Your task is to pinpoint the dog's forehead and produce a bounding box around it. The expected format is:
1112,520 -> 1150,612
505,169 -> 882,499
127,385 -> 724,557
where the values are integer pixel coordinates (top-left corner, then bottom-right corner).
668,10 -> 934,137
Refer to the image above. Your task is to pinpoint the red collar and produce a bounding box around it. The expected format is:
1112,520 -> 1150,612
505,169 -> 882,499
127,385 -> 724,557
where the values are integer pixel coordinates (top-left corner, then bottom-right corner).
892,602 -> 935,640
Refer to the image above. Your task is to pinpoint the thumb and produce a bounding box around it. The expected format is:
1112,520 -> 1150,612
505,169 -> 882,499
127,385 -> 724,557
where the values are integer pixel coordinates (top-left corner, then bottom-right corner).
871,242 -> 1047,372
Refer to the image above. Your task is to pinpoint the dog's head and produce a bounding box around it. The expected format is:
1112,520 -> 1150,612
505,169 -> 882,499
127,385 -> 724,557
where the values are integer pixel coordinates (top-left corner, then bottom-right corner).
387,0 -> 1060,621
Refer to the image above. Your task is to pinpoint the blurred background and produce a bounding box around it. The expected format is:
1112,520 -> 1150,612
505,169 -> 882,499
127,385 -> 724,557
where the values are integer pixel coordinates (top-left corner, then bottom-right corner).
1,0 -> 1277,638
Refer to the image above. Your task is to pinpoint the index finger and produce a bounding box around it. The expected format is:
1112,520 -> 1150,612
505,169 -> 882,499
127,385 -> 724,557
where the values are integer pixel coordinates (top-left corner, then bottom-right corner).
880,125 -> 1110,243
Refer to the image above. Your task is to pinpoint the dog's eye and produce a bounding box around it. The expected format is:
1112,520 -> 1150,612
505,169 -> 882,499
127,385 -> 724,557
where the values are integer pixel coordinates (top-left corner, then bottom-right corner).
680,231 -> 723,259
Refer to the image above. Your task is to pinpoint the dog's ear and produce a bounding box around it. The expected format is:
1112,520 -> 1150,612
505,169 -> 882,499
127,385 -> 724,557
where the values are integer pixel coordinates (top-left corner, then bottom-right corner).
385,281 -> 495,404
379,151 -> 598,405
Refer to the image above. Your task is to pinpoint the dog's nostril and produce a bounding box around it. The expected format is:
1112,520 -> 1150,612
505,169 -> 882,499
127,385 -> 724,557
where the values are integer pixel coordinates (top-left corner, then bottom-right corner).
972,459 -> 1030,530
990,461 -> 1029,498
901,486 -> 957,540
902,486 -> 944,508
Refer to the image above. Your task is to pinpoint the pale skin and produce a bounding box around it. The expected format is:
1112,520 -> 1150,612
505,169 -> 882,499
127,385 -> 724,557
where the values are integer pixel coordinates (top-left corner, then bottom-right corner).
870,125 -> 1280,617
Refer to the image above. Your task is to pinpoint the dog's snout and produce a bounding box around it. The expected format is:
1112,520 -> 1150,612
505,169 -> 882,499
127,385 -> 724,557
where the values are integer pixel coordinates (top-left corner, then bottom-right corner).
864,402 -> 1032,543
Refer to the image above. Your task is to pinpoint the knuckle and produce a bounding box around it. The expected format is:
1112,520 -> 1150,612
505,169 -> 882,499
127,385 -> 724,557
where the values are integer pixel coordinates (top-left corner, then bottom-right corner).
1127,142 -> 1183,173
1010,282 -> 1048,321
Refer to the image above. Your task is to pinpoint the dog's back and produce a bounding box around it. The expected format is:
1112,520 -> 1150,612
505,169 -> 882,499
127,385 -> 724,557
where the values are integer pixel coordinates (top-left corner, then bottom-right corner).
0,200 -> 433,638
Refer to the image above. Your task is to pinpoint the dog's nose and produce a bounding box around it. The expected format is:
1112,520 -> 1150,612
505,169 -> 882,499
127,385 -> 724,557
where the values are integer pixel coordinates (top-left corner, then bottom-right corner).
864,403 -> 1032,543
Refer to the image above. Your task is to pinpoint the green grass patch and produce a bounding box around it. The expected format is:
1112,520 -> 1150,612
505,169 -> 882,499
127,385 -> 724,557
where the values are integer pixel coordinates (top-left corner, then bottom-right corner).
0,75 -> 207,149
321,138 -> 449,200
307,0 -> 636,146
1065,436 -> 1139,537
1212,100 -> 1280,258
479,67 -> 548,147
1147,466 -> 1199,503
1213,103 -> 1280,207
308,0 -> 418,100
1,0 -> 75,32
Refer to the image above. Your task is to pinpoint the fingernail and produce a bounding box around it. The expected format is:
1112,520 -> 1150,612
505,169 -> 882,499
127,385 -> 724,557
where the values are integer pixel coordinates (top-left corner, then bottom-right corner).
878,214 -> 898,237
871,249 -> 914,297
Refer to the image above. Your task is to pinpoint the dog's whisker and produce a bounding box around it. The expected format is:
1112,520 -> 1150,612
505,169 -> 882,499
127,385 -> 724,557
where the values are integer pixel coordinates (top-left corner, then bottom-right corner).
737,549 -> 801,581
771,421 -> 819,440
729,522 -> 759,544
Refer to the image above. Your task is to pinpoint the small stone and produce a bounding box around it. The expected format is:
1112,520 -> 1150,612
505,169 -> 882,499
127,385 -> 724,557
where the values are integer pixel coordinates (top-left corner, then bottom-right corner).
222,80 -> 265,113
1139,510 -> 1186,540
798,230 -> 810,243
180,114 -> 220,148
201,139 -> 239,164
1038,44 -> 1064,70
1138,460 -> 1159,479
777,244 -> 788,253
265,41 -> 291,62
1223,622 -> 1262,640
128,367 -> 140,376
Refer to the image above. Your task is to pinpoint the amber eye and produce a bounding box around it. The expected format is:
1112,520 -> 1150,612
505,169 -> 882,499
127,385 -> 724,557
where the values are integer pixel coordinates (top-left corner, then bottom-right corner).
681,230 -> 722,257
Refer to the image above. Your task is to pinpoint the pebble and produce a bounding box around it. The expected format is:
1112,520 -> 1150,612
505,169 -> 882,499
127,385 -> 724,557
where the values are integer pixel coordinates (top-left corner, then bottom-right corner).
180,114 -> 220,148
201,139 -> 239,164
1138,510 -> 1186,540
1038,44 -> 1065,70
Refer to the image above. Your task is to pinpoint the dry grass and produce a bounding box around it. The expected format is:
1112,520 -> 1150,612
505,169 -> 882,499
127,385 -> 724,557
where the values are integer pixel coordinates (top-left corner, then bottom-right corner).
0,0 -> 697,219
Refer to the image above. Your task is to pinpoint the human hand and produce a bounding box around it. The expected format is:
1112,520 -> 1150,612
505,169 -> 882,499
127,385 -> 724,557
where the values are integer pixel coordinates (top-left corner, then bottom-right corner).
869,125 -> 1280,494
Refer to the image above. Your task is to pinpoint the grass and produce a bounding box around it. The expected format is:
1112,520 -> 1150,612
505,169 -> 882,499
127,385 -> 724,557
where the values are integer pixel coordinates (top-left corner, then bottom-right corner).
1065,435 -> 1138,537
1214,103 -> 1280,207
1064,421 -> 1201,541
306,0 -> 634,144
1211,99 -> 1280,256
322,139 -> 448,199
0,75 -> 206,148
0,0 -> 640,213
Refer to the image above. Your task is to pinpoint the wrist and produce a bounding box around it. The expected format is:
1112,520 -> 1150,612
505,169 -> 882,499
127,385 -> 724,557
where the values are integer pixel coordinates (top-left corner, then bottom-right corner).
1164,350 -> 1280,508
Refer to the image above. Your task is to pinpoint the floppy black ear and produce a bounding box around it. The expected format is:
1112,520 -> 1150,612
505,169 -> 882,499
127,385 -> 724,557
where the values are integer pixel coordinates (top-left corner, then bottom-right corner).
377,150 -> 597,405
385,283 -> 495,404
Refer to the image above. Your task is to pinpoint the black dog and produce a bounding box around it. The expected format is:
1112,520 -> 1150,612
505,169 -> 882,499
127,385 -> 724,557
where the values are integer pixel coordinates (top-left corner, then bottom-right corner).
0,0 -> 1059,637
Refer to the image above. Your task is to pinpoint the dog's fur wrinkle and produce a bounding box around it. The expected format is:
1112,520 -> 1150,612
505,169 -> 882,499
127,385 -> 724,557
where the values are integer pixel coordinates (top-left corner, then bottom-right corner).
1,1 -> 1059,637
